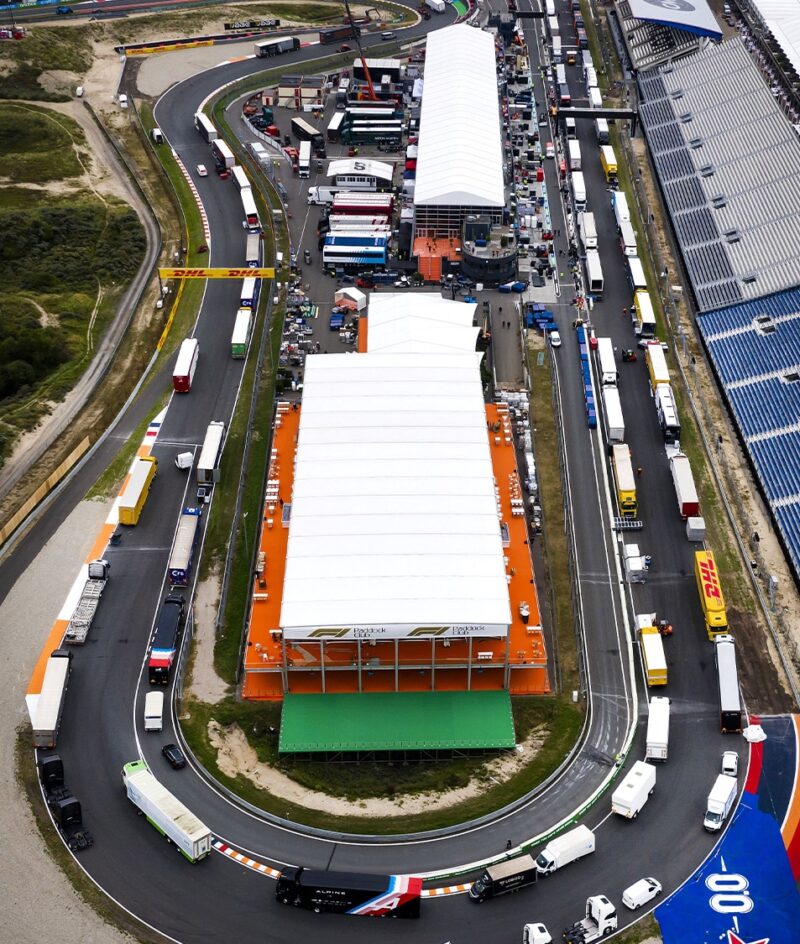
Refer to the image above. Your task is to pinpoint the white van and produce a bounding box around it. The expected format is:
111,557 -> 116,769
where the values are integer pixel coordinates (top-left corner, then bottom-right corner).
144,691 -> 164,732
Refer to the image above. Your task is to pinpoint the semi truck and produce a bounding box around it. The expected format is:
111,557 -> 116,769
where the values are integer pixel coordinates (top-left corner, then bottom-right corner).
245,232 -> 262,268
715,634 -> 742,733
599,145 -> 618,182
194,112 -> 217,143
611,761 -> 656,818
253,36 -> 299,57
638,617 -> 668,686
611,444 -> 637,518
571,171 -> 586,211
331,191 -> 394,215
578,211 -> 597,249
319,24 -> 360,44
644,341 -> 670,391
308,185 -> 341,205
426,0 -> 446,11
596,337 -> 617,386
562,896 -> 618,943
703,774 -> 737,832
468,854 -> 538,901
172,337 -> 199,393
601,387 -> 625,443
167,507 -> 202,586
612,190 -> 630,229
275,866 -> 422,916
32,649 -> 73,748
695,550 -> 728,638
64,559 -> 111,644
670,453 -> 699,518
534,825 -> 595,875
568,139 -> 582,171
122,760 -> 212,861
645,696 -> 670,762
147,595 -> 185,685
118,455 -> 157,526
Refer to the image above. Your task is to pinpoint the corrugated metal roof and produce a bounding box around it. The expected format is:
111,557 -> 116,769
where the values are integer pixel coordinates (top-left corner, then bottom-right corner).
414,25 -> 505,208
639,38 -> 800,311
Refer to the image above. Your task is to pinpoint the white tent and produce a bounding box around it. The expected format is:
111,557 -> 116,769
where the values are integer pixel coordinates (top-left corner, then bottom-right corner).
414,25 -> 505,208
367,293 -> 480,356
335,287 -> 367,311
327,158 -> 394,183
280,351 -> 511,638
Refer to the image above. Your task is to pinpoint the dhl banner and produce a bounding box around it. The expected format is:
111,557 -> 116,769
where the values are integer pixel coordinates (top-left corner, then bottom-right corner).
159,268 -> 275,279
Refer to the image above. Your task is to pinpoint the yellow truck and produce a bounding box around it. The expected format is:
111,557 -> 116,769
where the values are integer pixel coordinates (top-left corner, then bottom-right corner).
694,549 -> 728,638
611,443 -> 637,518
638,616 -> 668,686
118,456 -> 158,526
599,145 -> 618,182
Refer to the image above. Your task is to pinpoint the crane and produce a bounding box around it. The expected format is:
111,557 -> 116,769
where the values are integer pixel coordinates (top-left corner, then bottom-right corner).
343,0 -> 378,101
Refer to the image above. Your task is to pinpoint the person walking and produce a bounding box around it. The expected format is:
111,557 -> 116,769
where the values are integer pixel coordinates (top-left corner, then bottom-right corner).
637,466 -> 643,478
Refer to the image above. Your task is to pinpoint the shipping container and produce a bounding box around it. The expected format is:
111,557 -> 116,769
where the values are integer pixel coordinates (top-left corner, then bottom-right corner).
172,338 -> 199,393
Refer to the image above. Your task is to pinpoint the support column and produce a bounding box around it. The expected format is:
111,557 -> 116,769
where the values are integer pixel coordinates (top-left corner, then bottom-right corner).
321,640 -> 326,694
431,638 -> 436,691
394,637 -> 399,692
357,639 -> 362,692
467,636 -> 473,691
281,635 -> 289,694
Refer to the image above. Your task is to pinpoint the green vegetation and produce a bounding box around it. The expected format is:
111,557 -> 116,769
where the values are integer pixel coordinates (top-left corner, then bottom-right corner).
0,26 -> 93,101
181,695 -> 582,834
0,191 -> 145,465
0,103 -> 86,182
611,914 -> 662,944
15,725 -> 163,944
529,338 -> 581,695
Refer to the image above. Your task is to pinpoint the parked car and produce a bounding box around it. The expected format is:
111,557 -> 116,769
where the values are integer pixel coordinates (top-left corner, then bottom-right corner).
161,744 -> 187,770
545,141 -> 555,158
549,330 -> 562,348
118,93 -> 128,109
622,877 -> 662,910
196,164 -> 208,177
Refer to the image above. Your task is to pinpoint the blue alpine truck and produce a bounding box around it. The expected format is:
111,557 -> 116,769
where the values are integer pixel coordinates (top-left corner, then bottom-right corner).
276,867 -> 422,917
147,595 -> 185,685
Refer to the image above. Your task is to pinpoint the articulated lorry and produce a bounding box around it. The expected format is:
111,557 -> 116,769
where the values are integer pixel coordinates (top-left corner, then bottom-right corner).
64,559 -> 110,644
32,649 -> 73,748
563,895 -> 618,943
122,760 -> 212,861
276,866 -> 422,916
535,825 -> 595,875
645,696 -> 670,762
670,453 -> 699,518
468,854 -> 538,901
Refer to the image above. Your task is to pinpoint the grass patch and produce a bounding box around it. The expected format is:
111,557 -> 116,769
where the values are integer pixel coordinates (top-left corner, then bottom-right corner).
0,26 -> 93,101
180,695 -> 583,834
0,103 -> 86,181
612,914 -> 662,944
15,724 -> 163,944
529,339 -> 581,696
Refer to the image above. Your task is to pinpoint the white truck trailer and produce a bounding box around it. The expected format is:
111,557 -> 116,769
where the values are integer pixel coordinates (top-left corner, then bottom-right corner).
579,211 -> 597,250
32,649 -> 73,748
535,825 -> 595,875
568,139 -> 582,171
122,761 -> 212,862
602,387 -> 625,443
64,559 -> 110,644
645,696 -> 670,762
611,761 -> 656,818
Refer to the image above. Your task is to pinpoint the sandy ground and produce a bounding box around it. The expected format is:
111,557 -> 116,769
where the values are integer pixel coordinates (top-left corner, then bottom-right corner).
188,567 -> 230,703
0,498 -> 134,944
209,721 -> 545,816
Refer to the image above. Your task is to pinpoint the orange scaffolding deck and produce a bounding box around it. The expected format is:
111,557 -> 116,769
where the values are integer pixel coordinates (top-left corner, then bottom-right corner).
413,236 -> 463,283
242,402 -> 549,700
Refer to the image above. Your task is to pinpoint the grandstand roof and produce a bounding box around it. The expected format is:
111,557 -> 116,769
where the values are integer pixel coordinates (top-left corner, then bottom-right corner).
748,0 -> 800,79
367,293 -> 481,355
414,25 -> 505,208
639,38 -> 800,311
615,0 -> 705,71
279,351 -> 511,638
627,0 -> 720,39
698,287 -> 800,580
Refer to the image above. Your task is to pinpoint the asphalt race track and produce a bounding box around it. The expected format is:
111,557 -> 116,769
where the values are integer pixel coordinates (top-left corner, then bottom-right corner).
0,4 -> 772,943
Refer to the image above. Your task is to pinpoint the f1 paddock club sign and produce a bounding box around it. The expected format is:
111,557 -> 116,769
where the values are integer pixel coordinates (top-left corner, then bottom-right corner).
283,624 -> 510,641
224,19 -> 280,30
